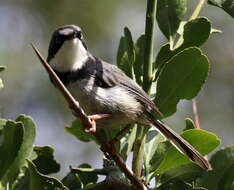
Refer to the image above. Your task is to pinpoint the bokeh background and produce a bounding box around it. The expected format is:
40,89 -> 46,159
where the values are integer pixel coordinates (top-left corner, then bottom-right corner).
0,0 -> 233,177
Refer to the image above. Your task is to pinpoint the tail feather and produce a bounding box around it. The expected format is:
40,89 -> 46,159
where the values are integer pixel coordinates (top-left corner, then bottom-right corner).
146,114 -> 211,170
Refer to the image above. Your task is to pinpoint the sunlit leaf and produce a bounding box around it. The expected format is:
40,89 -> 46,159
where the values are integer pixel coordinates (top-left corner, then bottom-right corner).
155,17 -> 211,79
152,129 -> 220,175
155,47 -> 209,117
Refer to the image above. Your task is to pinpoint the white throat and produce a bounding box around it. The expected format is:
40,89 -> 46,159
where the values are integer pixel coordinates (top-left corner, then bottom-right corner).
49,38 -> 88,72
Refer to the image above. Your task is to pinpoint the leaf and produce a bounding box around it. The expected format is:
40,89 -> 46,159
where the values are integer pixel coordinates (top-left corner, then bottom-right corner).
152,129 -> 220,175
218,164 -> 234,190
124,27 -> 135,64
75,164 -> 98,186
62,171 -> 82,190
208,0 -> 234,18
0,121 -> 24,183
65,120 -> 96,142
0,65 -> 6,72
184,118 -> 196,131
144,130 -> 166,173
27,160 -> 68,190
32,146 -> 60,175
155,47 -> 209,117
156,0 -> 187,48
120,125 -> 137,160
0,115 -> 36,186
134,35 -> 145,85
117,27 -> 135,78
155,17 -> 212,78
197,145 -> 234,190
157,163 -> 204,187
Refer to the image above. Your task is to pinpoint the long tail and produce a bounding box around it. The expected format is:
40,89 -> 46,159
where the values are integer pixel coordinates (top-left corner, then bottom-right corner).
146,114 -> 211,170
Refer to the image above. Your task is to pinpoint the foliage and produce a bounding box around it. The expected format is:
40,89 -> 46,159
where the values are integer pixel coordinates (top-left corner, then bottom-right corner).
1,0 -> 234,189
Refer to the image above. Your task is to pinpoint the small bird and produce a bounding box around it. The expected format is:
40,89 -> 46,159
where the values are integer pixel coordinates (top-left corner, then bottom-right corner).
47,25 -> 211,170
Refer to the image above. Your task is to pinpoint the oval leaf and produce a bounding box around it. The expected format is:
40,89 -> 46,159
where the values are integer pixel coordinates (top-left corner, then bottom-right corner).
155,47 -> 209,117
156,0 -> 187,47
153,129 -> 220,175
155,17 -> 212,78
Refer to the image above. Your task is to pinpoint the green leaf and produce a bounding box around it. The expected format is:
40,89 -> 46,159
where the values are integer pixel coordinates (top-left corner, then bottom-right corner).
116,28 -> 135,78
184,118 -> 196,131
120,125 -> 137,160
0,115 -> 36,186
65,120 -> 96,142
62,171 -> 81,190
218,164 -> 234,190
156,0 -> 187,48
153,129 -> 220,175
155,17 -> 211,78
124,27 -> 135,64
0,119 -> 6,136
27,160 -> 68,190
155,47 -> 209,117
32,146 -> 60,175
144,130 -> 166,173
0,65 -> 6,72
134,35 -> 145,85
75,164 -> 98,186
0,121 -> 24,183
157,163 -> 204,187
208,0 -> 234,18
197,145 -> 234,190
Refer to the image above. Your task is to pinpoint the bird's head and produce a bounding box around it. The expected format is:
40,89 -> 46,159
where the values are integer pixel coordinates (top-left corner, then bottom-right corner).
47,25 -> 88,72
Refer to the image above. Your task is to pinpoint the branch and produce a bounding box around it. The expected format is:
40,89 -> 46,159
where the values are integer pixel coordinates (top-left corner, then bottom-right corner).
192,99 -> 201,129
31,44 -> 148,190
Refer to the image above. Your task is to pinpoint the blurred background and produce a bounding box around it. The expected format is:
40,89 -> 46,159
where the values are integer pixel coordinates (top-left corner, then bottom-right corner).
0,0 -> 233,177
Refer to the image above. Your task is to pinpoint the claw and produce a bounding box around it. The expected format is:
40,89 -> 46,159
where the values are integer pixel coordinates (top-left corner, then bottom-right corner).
82,114 -> 111,133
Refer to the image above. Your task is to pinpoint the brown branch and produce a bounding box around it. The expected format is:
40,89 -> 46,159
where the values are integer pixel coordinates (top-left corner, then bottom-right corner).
31,44 -> 148,190
192,99 -> 201,129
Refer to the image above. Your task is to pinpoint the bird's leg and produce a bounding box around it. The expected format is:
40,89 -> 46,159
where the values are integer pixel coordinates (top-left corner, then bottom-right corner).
82,114 -> 110,133
101,124 -> 133,158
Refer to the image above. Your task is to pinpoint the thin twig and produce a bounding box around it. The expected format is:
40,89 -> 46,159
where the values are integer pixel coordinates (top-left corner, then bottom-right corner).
31,44 -> 148,190
192,99 -> 201,129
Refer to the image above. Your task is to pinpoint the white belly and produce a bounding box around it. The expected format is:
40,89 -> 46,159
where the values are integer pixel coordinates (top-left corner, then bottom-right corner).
67,77 -> 143,128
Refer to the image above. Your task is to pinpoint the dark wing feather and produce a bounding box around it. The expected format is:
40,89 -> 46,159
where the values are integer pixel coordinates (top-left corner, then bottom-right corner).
93,57 -> 161,115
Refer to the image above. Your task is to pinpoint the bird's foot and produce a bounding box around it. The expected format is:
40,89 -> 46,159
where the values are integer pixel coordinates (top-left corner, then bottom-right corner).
83,114 -> 110,133
100,140 -> 117,159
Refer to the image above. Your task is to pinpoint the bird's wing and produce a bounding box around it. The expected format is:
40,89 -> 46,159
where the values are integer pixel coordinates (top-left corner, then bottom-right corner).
92,57 -> 161,115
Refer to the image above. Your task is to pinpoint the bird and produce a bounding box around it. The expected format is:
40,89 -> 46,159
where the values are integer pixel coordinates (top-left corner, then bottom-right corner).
46,24 -> 211,171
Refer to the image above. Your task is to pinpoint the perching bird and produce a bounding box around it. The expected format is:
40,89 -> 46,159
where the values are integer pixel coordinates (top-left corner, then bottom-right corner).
46,25 -> 211,170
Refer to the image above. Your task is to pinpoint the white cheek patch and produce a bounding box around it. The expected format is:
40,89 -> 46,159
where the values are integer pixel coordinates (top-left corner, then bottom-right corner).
50,38 -> 88,72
